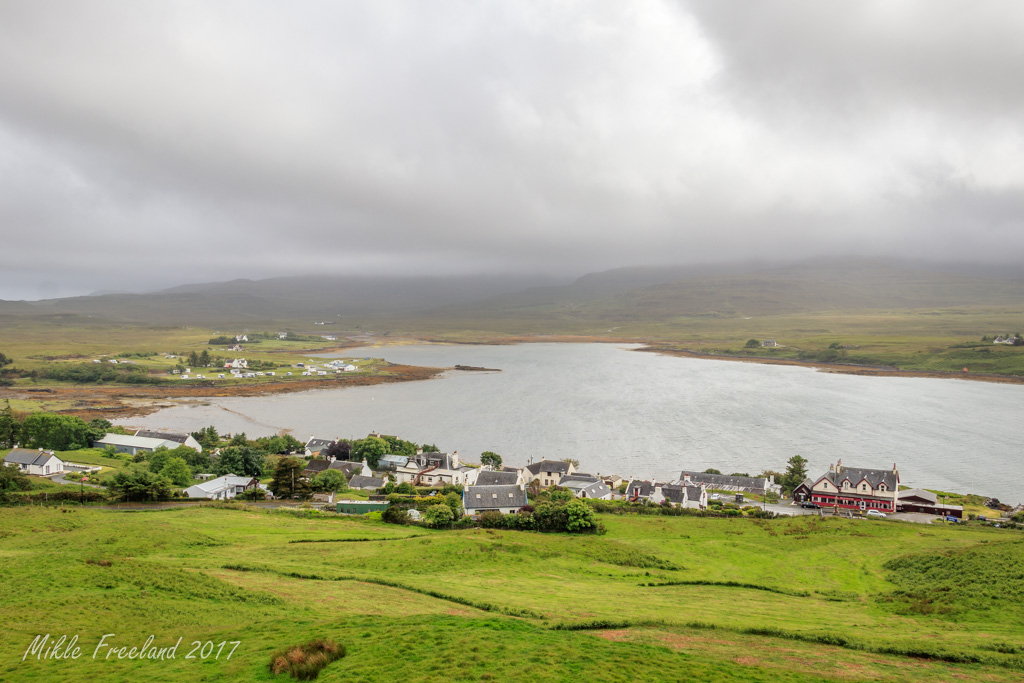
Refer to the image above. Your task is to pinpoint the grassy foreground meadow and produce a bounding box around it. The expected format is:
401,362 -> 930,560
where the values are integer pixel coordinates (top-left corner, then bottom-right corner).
2,506 -> 1022,682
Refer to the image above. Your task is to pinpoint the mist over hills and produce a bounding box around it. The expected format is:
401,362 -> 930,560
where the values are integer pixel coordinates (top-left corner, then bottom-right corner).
1,258 -> 1022,329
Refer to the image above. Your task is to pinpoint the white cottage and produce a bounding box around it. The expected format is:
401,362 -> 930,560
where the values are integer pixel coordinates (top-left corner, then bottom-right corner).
3,448 -> 65,476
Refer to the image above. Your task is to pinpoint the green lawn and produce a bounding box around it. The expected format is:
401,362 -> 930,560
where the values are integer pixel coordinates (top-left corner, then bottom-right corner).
0,506 -> 1021,681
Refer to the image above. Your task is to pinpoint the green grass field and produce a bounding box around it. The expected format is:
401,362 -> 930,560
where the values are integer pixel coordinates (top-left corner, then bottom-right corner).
1,506 -> 1022,681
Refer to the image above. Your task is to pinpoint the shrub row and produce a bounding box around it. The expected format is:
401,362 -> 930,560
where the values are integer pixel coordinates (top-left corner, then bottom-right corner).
640,579 -> 810,597
287,535 -> 426,544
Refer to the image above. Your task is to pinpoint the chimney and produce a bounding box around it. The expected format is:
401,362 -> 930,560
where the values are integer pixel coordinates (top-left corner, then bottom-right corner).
769,474 -> 775,485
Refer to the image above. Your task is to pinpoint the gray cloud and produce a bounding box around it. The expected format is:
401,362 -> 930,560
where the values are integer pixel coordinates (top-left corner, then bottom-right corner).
1,1 -> 1023,299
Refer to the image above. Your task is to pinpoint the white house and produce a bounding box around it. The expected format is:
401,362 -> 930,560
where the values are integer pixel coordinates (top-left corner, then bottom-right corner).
225,359 -> 248,369
3,448 -> 65,476
183,475 -> 260,500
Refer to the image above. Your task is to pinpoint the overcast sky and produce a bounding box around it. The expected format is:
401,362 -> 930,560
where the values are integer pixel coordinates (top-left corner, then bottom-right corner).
2,1 -> 1023,300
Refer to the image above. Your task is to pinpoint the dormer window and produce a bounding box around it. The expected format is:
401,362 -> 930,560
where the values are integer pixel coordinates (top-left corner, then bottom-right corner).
843,481 -> 850,489
879,484 -> 886,491
862,484 -> 868,491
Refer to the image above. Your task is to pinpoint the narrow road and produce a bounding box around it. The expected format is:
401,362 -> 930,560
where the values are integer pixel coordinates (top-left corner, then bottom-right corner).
50,473 -> 103,488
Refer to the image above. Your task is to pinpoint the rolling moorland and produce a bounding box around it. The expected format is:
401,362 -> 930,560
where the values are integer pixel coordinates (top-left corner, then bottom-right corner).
2,258 -> 1024,392
2,505 -> 1024,682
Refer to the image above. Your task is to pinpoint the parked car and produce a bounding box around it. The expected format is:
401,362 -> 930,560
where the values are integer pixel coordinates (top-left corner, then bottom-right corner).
800,502 -> 821,509
866,510 -> 886,518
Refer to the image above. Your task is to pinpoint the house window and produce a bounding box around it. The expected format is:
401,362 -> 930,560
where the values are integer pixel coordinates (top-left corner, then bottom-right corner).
862,484 -> 868,491
492,494 -> 498,499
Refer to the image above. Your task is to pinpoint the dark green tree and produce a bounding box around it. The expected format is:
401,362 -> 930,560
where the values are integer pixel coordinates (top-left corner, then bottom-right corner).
703,468 -> 722,475
381,435 -> 417,456
0,461 -> 32,501
106,471 -> 174,502
19,413 -> 92,450
745,339 -> 760,348
160,457 -> 194,487
215,446 -> 266,477
782,455 -> 809,494
480,451 -> 502,469
0,399 -> 20,449
310,469 -> 347,493
198,349 -> 211,367
268,457 -> 310,499
351,437 -> 387,468
191,426 -> 220,449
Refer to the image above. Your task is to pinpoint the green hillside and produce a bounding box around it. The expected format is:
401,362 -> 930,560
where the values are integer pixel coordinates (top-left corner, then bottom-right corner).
2,506 -> 1022,681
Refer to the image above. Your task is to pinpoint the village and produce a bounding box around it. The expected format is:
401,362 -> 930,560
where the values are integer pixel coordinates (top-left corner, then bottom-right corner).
4,420 -> 1016,528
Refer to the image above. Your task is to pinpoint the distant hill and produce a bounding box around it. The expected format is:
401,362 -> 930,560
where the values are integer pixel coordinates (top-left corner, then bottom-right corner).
0,273 -> 566,325
448,258 -> 1024,325
1,258 -> 1022,329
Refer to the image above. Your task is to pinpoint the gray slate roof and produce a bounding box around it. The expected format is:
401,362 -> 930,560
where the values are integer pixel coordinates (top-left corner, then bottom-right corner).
560,472 -> 599,483
819,466 -> 898,491
303,458 -> 330,474
464,485 -> 528,510
626,480 -> 656,498
4,448 -> 57,466
660,484 -> 703,504
135,430 -> 189,444
328,461 -> 362,476
475,470 -> 519,486
576,481 -> 610,499
305,438 -> 335,452
525,460 -> 571,475
348,475 -> 385,490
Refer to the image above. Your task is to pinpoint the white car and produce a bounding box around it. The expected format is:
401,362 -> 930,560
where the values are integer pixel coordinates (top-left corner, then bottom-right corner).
866,510 -> 886,518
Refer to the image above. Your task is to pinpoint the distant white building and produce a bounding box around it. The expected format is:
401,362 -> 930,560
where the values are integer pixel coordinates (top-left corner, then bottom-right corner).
225,359 -> 248,369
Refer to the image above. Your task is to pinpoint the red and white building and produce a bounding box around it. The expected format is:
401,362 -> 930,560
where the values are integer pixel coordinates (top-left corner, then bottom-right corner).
802,460 -> 899,513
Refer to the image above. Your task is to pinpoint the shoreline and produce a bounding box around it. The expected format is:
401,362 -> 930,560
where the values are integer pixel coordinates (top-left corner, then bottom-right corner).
635,346 -> 1024,386
0,363 -> 444,420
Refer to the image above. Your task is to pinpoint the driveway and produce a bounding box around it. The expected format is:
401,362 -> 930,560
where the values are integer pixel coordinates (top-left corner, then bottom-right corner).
50,473 -> 103,488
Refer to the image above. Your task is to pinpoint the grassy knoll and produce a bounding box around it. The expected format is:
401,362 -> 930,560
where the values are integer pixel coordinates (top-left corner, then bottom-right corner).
1,506 -> 1022,681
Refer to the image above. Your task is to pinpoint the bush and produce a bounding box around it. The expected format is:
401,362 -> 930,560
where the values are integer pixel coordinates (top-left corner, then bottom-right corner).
382,505 -> 409,525
268,638 -> 345,680
424,503 -> 454,528
236,488 -> 267,501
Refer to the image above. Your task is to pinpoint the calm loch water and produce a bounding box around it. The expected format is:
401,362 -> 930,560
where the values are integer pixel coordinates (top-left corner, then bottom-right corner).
118,343 -> 1024,503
